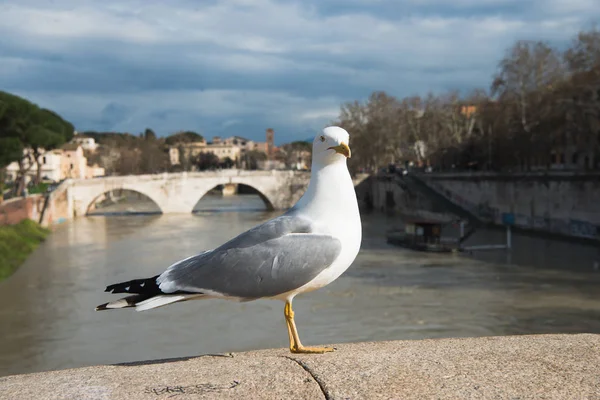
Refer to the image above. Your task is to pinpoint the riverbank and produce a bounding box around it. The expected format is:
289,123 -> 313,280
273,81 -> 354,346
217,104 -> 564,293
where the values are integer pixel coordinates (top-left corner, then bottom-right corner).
355,172 -> 600,243
1,334 -> 598,399
0,219 -> 49,281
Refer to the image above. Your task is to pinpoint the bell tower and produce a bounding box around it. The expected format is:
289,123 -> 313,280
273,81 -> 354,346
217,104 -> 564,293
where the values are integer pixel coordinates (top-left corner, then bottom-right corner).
266,128 -> 274,159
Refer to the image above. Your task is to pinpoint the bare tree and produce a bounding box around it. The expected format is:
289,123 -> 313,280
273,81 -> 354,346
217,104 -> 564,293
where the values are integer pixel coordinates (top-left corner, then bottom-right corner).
565,27 -> 600,75
491,40 -> 566,169
331,29 -> 600,174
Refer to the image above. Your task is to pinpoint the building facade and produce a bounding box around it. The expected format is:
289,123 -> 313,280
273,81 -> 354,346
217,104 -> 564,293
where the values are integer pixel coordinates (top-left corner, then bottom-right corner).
4,144 -> 105,184
169,142 -> 240,165
168,130 -> 276,168
71,135 -> 98,152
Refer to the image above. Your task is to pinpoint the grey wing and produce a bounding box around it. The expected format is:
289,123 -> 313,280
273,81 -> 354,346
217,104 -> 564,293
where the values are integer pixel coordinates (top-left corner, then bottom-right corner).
156,214 -> 342,299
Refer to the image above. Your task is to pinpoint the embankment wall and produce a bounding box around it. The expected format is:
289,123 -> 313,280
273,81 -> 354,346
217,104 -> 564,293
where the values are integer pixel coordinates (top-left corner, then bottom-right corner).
0,195 -> 45,226
420,172 -> 600,241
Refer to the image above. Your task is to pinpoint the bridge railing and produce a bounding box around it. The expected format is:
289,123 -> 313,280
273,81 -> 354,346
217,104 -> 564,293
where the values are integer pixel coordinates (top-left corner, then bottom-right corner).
69,169 -> 310,184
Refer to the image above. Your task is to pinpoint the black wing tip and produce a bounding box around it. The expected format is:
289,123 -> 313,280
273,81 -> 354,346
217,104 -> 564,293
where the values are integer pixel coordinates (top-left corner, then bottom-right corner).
95,302 -> 109,311
104,275 -> 162,295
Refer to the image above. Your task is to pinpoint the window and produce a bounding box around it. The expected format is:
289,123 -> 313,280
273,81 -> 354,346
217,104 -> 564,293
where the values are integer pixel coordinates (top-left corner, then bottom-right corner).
70,163 -> 74,170
585,156 -> 591,169
42,156 -> 47,164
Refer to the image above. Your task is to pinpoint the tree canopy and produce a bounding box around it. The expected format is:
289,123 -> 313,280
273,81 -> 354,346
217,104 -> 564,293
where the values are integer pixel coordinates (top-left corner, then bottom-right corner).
0,91 -> 74,169
164,131 -> 204,146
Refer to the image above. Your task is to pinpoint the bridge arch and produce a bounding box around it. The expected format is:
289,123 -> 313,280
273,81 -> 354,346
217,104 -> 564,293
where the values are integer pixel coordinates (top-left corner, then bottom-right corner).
69,170 -> 308,216
83,185 -> 165,215
192,182 -> 275,212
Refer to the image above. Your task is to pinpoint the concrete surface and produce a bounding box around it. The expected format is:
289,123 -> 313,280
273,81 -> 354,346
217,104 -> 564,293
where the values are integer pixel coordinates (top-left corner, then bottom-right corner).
1,334 -> 599,399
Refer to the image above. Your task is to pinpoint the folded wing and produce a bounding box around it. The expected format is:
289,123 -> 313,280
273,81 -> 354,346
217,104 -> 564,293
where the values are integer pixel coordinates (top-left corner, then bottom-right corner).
157,214 -> 342,300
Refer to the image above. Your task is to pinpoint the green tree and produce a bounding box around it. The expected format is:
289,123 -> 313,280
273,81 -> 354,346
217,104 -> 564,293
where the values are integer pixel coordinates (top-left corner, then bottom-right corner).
165,131 -> 204,145
195,152 -> 220,170
0,91 -> 75,193
144,128 -> 157,141
220,156 -> 234,169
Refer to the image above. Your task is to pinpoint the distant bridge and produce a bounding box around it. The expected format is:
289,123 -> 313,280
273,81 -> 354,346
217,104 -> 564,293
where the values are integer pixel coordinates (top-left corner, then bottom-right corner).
65,170 -> 311,216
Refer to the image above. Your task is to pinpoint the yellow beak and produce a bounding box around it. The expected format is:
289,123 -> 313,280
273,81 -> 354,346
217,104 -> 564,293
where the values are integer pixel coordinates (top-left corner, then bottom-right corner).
328,142 -> 351,158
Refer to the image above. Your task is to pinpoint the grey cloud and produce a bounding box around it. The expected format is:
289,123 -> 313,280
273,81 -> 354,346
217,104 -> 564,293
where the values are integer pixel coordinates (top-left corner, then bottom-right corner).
1,0 -> 599,142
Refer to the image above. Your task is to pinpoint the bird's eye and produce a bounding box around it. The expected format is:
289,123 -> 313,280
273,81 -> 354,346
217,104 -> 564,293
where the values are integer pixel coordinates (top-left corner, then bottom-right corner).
319,136 -> 326,142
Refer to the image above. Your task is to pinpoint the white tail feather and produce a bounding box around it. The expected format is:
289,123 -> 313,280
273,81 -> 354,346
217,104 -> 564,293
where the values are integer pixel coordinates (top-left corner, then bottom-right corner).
135,294 -> 200,312
105,298 -> 131,309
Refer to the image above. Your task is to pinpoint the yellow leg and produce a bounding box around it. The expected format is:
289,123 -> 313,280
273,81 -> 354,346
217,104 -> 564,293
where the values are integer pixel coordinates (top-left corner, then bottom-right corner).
284,300 -> 334,354
285,311 -> 294,350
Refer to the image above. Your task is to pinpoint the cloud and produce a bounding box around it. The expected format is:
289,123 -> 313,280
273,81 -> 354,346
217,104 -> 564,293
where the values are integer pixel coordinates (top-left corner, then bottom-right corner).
0,0 -> 598,143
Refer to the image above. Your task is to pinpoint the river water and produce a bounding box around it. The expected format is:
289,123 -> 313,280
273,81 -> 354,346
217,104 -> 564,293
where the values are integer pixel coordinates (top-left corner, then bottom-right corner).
1,194 -> 600,377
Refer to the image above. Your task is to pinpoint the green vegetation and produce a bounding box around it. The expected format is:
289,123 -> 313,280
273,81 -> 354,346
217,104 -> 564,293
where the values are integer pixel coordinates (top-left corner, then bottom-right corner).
164,130 -> 204,145
0,219 -> 49,281
0,91 -> 75,195
27,182 -> 49,195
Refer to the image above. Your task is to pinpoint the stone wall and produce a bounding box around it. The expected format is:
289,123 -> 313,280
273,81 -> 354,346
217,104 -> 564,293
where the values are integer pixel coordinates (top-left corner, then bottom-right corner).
2,335 -> 598,399
0,195 -> 45,226
39,181 -> 71,227
354,175 -> 455,221
419,172 -> 600,241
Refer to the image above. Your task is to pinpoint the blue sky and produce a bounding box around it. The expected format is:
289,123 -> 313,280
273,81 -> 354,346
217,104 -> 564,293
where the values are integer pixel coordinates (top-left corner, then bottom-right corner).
1,0 -> 598,144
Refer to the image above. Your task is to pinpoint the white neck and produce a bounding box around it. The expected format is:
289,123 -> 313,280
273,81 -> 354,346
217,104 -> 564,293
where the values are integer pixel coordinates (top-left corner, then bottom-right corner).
295,160 -> 357,219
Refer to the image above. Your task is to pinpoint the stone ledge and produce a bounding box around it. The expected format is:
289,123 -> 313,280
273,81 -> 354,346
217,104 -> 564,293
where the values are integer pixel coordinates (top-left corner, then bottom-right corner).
1,334 -> 599,399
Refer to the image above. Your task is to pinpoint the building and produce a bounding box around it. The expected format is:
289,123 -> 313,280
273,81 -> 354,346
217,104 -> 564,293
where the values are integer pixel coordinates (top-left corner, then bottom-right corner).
86,164 -> 106,179
4,148 -> 62,183
222,136 -> 252,149
222,136 -> 272,155
60,144 -> 88,179
266,128 -> 275,158
4,144 -> 105,184
460,105 -> 477,118
168,147 -> 181,166
168,130 -> 276,168
252,142 -> 269,154
71,135 -> 98,152
199,144 -> 241,161
169,141 -> 240,165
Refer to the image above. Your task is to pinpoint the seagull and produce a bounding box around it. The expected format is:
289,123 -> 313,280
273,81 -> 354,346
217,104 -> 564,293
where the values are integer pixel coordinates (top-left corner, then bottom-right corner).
96,126 -> 362,354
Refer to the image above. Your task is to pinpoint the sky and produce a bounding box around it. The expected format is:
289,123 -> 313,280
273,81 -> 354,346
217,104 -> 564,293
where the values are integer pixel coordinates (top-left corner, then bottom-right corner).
1,0 -> 599,144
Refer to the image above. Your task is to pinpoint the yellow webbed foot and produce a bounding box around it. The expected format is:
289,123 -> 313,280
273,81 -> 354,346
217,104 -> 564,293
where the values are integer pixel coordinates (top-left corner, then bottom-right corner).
290,346 -> 335,354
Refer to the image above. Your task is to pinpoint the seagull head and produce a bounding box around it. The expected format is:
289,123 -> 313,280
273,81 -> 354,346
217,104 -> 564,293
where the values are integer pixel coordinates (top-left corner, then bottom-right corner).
312,126 -> 351,166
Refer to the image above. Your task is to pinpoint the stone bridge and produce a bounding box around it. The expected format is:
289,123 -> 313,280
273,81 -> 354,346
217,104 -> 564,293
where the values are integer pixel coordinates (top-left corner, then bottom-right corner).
67,170 -> 311,216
